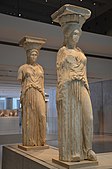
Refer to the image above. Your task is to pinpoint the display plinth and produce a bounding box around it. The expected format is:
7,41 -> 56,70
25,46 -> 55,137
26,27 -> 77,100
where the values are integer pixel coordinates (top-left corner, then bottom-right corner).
52,158 -> 98,169
2,145 -> 112,169
18,144 -> 49,151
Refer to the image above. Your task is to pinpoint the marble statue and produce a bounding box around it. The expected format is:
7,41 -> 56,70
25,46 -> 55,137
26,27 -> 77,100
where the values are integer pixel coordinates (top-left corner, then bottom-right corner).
51,4 -> 97,162
17,36 -> 46,146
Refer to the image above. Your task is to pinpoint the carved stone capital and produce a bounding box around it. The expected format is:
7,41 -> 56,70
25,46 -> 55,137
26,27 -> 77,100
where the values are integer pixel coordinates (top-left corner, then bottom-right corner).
51,4 -> 91,28
19,36 -> 46,51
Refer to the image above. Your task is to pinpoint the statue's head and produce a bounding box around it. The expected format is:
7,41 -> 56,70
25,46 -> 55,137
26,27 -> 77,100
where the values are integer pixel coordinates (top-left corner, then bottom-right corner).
19,36 -> 46,64
26,49 -> 39,64
62,23 -> 82,45
51,4 -> 91,46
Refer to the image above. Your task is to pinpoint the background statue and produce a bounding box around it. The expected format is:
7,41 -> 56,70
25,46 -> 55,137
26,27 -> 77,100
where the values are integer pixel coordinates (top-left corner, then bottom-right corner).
52,5 -> 97,162
18,36 -> 46,146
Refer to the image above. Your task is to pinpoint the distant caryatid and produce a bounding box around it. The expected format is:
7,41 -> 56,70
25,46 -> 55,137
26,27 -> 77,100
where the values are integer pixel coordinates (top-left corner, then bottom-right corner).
18,36 -> 46,147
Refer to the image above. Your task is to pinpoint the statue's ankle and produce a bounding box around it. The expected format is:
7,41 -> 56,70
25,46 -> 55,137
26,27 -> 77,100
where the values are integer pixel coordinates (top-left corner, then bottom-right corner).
87,149 -> 97,161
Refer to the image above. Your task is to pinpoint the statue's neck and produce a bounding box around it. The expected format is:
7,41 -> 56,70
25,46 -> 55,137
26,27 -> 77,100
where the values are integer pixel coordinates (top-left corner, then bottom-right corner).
66,41 -> 77,49
27,61 -> 37,66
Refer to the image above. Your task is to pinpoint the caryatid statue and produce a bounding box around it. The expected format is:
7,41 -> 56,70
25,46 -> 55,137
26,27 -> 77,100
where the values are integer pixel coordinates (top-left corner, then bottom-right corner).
18,36 -> 46,147
51,4 -> 97,162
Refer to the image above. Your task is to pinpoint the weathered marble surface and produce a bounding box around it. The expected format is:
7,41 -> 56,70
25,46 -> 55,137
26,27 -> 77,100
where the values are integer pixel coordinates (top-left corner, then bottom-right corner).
17,36 -> 46,146
51,4 -> 97,162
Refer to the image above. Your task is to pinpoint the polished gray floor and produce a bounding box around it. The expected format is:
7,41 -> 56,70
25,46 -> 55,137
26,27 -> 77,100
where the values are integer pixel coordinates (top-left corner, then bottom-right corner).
1,134 -> 112,169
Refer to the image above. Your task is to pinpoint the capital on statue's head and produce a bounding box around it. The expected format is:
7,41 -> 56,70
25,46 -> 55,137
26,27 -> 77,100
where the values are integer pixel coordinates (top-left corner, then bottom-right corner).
19,36 -> 46,52
51,4 -> 91,28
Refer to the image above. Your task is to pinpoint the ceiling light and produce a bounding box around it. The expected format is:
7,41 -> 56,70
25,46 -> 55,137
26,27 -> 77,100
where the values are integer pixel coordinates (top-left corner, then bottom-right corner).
93,2 -> 96,5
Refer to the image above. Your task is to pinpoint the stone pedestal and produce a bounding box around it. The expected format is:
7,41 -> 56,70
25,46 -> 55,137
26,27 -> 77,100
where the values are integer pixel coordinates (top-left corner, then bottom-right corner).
52,158 -> 98,169
2,145 -> 112,169
18,144 -> 49,151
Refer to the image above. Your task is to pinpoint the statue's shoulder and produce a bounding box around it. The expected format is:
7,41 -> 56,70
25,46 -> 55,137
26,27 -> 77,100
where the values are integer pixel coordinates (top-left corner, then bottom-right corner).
58,46 -> 66,54
18,64 -> 27,71
57,46 -> 67,67
57,46 -> 66,58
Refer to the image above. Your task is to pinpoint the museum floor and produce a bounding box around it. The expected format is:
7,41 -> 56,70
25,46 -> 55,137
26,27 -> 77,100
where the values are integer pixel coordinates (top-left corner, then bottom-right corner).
0,134 -> 112,169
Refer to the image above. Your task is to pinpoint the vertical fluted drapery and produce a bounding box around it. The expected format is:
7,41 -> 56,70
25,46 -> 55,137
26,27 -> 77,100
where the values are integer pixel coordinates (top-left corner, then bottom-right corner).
57,80 -> 83,161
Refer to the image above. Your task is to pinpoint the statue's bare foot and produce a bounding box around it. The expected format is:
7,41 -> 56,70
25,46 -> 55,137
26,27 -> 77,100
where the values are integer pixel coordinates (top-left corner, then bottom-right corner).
87,150 -> 97,161
71,155 -> 80,162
